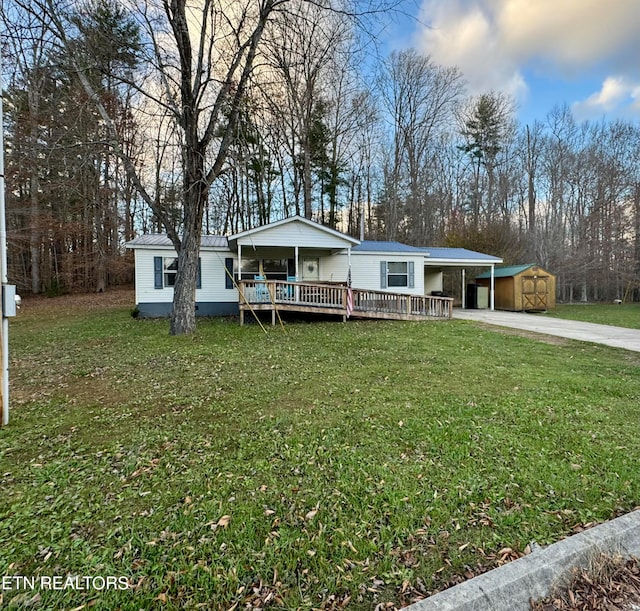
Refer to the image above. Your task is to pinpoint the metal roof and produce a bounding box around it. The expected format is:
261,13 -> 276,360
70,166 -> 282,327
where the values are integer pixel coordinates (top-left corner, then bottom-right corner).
476,264 -> 540,278
353,240 -> 425,254
126,234 -> 229,248
421,247 -> 503,262
353,242 -> 501,263
126,233 -> 502,264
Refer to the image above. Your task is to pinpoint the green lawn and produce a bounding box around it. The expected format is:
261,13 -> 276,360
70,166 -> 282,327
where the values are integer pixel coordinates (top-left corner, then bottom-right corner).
1,294 -> 639,610
548,303 -> 640,329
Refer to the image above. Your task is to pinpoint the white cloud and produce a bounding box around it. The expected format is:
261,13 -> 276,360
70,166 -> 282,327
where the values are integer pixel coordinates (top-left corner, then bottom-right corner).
497,0 -> 640,69
572,76 -> 640,120
415,0 -> 528,103
415,0 -> 640,105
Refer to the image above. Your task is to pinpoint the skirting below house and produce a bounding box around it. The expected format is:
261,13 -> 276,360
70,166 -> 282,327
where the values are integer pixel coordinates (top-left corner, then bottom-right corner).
136,302 -> 240,318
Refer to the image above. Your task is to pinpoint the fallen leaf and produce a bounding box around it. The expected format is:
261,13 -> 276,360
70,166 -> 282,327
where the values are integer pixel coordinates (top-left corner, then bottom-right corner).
304,509 -> 318,521
217,515 -> 231,528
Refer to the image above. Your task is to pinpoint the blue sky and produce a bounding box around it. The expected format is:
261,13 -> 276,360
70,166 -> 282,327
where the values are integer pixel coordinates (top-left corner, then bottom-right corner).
386,0 -> 640,125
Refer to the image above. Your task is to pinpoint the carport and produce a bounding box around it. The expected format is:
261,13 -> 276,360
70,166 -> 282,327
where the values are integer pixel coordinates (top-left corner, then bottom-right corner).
421,247 -> 503,310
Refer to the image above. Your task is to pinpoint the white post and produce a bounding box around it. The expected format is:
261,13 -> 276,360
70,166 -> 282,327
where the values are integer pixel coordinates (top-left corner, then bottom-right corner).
238,243 -> 242,279
295,246 -> 299,279
0,51 -> 9,425
461,268 -> 466,309
490,265 -> 495,310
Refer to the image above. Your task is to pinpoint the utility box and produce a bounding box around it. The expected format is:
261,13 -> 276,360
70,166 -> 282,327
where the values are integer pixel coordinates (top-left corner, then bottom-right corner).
477,286 -> 489,309
2,285 -> 18,317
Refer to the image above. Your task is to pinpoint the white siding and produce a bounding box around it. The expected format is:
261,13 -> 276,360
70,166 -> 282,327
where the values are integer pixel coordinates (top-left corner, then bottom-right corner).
237,219 -> 354,249
322,252 -> 425,295
424,271 -> 443,294
134,247 -> 238,305
320,254 -> 349,283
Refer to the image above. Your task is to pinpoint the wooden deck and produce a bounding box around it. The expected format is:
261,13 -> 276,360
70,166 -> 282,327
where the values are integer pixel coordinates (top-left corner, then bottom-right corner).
238,279 -> 453,325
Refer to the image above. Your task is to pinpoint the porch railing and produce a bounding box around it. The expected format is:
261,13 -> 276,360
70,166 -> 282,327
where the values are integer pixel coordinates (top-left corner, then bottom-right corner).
238,279 -> 453,320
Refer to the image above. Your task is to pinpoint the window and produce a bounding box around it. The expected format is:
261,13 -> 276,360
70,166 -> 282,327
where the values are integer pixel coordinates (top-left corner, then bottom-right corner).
238,258 -> 292,281
387,261 -> 408,287
380,260 -> 415,289
154,256 -> 201,289
163,257 -> 178,287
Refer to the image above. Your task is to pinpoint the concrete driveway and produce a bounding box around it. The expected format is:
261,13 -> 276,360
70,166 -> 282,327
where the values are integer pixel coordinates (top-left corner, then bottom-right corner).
454,309 -> 640,353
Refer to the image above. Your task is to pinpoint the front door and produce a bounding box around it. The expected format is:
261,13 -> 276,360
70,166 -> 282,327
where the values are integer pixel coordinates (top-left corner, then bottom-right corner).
302,258 -> 320,282
521,275 -> 548,310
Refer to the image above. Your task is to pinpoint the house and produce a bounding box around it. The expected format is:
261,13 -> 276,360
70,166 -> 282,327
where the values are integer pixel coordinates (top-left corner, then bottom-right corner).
126,216 -> 503,321
475,264 -> 556,311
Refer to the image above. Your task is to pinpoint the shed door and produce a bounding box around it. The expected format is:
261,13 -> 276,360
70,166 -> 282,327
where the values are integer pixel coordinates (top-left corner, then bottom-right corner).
521,275 -> 548,310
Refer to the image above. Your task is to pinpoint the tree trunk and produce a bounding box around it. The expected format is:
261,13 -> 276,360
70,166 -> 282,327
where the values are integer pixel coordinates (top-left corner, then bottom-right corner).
29,173 -> 41,294
170,229 -> 200,335
303,130 -> 313,219
28,83 -> 42,294
169,147 -> 206,335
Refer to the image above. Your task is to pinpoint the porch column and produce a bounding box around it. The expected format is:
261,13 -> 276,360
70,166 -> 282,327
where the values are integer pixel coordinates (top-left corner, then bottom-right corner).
461,268 -> 466,309
295,246 -> 299,279
238,243 -> 242,279
490,265 -> 495,310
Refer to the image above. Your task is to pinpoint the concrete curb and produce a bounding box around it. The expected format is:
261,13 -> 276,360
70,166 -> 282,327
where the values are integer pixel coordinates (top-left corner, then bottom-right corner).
404,509 -> 640,611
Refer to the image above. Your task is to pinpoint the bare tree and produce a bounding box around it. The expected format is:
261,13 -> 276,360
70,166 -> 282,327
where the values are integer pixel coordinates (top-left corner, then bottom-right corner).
14,0 -> 282,332
378,49 -> 463,242
16,0 -> 398,333
517,121 -> 544,260
262,1 -> 354,220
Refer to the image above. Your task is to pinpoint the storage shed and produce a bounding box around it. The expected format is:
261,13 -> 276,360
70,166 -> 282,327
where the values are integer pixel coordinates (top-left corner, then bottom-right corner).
475,264 -> 556,311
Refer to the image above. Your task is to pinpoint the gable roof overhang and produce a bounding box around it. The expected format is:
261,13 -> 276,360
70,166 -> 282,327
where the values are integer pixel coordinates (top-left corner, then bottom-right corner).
227,216 -> 359,254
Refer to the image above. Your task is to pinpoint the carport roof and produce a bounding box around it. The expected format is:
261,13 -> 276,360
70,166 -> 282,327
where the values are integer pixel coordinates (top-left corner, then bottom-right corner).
353,242 -> 502,263
424,247 -> 503,263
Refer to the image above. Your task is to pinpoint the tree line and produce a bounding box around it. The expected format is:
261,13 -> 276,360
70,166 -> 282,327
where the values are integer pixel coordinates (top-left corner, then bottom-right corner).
3,0 -> 640,333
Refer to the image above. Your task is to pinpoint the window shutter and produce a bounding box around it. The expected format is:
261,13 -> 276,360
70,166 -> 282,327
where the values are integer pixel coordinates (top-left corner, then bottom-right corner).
154,256 -> 163,289
380,261 -> 387,289
196,258 -> 202,289
225,258 -> 234,289
408,261 -> 415,288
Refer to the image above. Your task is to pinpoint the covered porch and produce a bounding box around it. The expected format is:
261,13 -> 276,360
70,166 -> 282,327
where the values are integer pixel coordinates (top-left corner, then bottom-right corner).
228,217 -> 358,285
